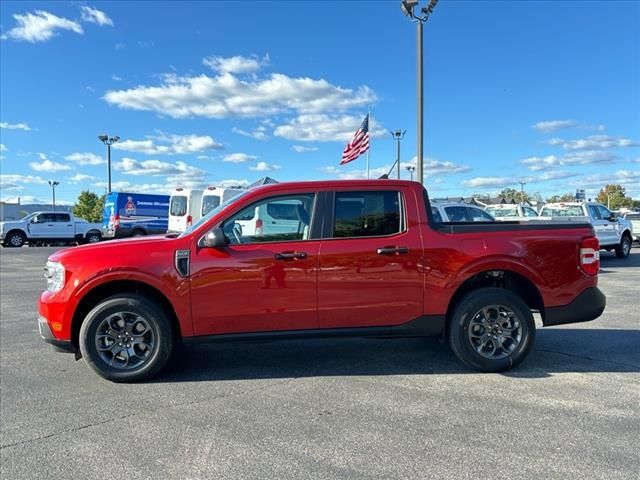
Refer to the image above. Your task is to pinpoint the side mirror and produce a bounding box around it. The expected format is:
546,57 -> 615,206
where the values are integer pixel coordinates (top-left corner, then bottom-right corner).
609,215 -> 618,222
31,217 -> 39,224
202,227 -> 228,248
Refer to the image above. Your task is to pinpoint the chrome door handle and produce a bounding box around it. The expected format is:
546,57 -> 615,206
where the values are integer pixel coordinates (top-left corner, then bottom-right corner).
377,246 -> 409,255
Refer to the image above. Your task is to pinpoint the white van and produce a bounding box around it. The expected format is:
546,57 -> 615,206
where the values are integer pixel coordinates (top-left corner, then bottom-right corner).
235,197 -> 309,238
168,188 -> 203,233
201,187 -> 245,218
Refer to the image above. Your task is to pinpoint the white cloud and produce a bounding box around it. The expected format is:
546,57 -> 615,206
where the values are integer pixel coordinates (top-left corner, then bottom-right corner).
319,165 -> 390,180
404,156 -> 471,175
0,144 -> 7,152
104,71 -> 376,119
202,54 -> 268,74
250,161 -> 281,172
113,133 -> 223,155
79,6 -> 114,26
29,158 -> 72,172
111,74 -> 123,81
521,151 -> 617,171
223,153 -> 258,163
218,179 -> 250,188
291,145 -> 318,153
114,157 -> 205,178
232,126 -> 268,141
1,195 -> 73,206
1,10 -> 83,43
462,177 -> 514,188
0,174 -> 47,190
0,121 -> 32,131
274,114 -> 384,142
546,135 -> 637,150
68,174 -> 96,184
65,152 -> 105,165
532,120 -> 577,133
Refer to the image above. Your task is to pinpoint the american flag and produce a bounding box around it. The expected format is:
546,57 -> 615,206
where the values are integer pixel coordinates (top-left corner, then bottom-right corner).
340,114 -> 370,165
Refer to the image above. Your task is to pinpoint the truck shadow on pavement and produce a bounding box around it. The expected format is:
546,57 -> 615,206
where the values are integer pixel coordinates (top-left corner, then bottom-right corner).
155,328 -> 639,383
598,249 -> 640,268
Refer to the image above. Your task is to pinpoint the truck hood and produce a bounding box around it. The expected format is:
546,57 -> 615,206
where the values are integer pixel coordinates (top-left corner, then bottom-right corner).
0,220 -> 23,230
48,234 -> 182,263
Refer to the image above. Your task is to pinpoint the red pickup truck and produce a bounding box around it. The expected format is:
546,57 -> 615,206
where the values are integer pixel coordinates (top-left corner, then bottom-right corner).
38,180 -> 605,382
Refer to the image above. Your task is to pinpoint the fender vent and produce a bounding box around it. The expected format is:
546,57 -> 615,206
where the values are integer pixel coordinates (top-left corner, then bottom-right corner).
175,250 -> 190,278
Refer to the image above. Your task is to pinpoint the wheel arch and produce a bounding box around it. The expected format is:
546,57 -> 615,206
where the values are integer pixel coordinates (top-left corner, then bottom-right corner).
445,269 -> 544,336
4,228 -> 27,239
71,280 -> 182,351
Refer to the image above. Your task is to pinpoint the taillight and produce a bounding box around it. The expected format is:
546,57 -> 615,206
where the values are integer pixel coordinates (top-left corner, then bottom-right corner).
114,214 -> 120,227
186,215 -> 193,226
579,236 -> 600,276
255,218 -> 263,235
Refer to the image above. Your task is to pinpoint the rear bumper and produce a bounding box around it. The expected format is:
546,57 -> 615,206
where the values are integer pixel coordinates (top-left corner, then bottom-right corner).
38,315 -> 74,352
543,287 -> 606,327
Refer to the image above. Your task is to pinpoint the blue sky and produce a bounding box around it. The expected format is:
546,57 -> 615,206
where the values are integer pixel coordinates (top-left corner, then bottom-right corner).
1,0 -> 639,205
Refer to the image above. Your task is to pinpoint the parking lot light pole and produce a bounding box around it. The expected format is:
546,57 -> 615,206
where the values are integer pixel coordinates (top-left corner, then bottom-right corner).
391,130 -> 407,179
48,180 -> 59,211
98,134 -> 120,193
406,165 -> 416,181
401,0 -> 438,185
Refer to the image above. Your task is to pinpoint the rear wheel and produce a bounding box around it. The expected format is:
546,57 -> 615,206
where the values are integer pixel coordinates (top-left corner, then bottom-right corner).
448,287 -> 535,372
131,230 -> 146,237
79,294 -> 174,382
85,232 -> 101,244
615,235 -> 631,259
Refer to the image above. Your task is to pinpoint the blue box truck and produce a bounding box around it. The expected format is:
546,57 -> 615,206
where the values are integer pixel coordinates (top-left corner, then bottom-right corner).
102,192 -> 170,239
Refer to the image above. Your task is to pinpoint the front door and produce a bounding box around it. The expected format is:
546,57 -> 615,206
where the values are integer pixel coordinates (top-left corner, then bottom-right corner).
317,189 -> 424,329
27,213 -> 55,238
190,192 -> 319,336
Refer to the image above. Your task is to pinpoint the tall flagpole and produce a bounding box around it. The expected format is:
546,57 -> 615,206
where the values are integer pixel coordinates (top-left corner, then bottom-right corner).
366,105 -> 371,179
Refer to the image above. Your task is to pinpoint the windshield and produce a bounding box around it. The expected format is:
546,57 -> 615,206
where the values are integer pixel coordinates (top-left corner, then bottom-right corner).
540,205 -> 584,217
179,190 -> 251,237
486,206 -> 518,217
20,213 -> 37,221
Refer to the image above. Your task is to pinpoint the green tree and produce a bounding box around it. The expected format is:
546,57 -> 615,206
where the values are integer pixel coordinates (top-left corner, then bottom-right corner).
499,187 -> 532,203
595,184 -> 633,210
546,192 -> 576,203
73,191 -> 105,223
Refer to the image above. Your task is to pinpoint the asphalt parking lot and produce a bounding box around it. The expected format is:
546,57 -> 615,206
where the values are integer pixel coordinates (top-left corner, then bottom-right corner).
1,247 -> 638,479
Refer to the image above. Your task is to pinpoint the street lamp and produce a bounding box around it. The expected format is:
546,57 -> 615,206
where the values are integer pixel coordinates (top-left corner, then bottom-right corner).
390,129 -> 406,179
401,0 -> 438,185
519,180 -> 526,203
48,180 -> 59,211
98,134 -> 120,193
405,165 -> 416,181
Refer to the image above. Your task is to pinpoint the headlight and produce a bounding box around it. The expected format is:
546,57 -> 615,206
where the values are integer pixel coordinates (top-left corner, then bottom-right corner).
44,261 -> 65,292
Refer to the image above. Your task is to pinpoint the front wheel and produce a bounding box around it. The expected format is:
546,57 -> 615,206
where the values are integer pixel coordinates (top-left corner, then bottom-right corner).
448,287 -> 536,372
79,294 -> 174,382
615,235 -> 631,259
4,231 -> 26,248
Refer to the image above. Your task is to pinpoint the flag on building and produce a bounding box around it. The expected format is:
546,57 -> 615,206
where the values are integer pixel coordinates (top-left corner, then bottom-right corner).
340,114 -> 370,165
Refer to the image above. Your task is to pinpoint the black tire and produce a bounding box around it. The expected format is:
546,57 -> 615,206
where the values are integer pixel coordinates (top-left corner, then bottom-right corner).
4,231 -> 26,248
615,235 -> 631,259
79,294 -> 174,382
131,230 -> 146,237
85,232 -> 101,244
448,287 -> 536,372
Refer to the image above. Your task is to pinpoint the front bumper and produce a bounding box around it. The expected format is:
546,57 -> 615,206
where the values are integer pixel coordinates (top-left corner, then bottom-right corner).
38,315 -> 74,352
543,287 -> 606,327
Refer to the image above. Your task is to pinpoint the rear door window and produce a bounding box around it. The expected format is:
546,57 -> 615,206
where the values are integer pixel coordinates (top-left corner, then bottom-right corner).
170,196 -> 187,216
444,206 -> 469,222
202,196 -> 221,216
333,191 -> 402,238
53,213 -> 71,222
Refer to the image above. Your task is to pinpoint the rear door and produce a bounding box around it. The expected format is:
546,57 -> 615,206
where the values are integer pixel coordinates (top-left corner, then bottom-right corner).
169,195 -> 188,232
52,213 -> 73,238
317,188 -> 424,329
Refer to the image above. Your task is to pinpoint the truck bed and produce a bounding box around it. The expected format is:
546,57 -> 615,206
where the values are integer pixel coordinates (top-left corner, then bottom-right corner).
433,221 -> 593,234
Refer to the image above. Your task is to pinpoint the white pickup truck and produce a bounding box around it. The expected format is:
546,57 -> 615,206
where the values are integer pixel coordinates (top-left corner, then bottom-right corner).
484,203 -> 540,221
0,211 -> 102,248
539,202 -> 634,258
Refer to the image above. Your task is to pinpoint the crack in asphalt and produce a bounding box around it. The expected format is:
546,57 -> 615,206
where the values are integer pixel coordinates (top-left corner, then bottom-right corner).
0,378 -> 296,450
535,348 -> 639,370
